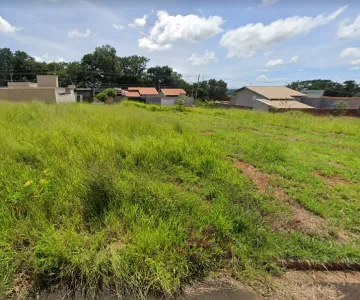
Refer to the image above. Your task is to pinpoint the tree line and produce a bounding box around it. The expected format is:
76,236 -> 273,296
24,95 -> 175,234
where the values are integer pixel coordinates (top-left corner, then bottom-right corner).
0,45 -> 228,100
287,79 -> 360,97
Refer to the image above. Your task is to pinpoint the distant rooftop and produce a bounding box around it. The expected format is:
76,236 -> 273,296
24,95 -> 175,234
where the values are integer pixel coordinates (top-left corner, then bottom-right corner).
244,86 -> 305,100
161,88 -> 186,96
260,99 -> 313,109
128,87 -> 158,95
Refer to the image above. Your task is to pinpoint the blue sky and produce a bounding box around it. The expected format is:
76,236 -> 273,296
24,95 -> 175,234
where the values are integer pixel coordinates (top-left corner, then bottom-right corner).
1,0 -> 360,88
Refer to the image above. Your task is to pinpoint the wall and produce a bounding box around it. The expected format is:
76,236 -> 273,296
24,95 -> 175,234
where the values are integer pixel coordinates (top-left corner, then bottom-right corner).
8,82 -> 38,88
55,89 -> 76,103
146,96 -> 161,104
252,99 -> 270,112
161,98 -> 175,106
300,97 -> 360,109
36,75 -> 59,88
230,88 -> 260,107
0,88 -> 56,102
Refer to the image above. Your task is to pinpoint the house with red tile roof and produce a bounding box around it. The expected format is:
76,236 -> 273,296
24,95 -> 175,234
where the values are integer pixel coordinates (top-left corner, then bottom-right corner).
128,87 -> 158,96
160,88 -> 186,97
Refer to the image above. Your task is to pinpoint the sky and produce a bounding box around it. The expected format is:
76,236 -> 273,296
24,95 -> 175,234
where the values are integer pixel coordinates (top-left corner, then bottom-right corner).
1,0 -> 360,88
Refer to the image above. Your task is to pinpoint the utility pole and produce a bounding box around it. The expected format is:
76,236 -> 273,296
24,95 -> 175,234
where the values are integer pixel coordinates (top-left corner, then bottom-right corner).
194,74 -> 200,101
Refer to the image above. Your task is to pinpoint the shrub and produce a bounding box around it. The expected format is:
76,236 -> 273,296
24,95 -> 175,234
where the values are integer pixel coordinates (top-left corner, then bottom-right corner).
103,88 -> 117,98
331,101 -> 349,117
96,92 -> 107,102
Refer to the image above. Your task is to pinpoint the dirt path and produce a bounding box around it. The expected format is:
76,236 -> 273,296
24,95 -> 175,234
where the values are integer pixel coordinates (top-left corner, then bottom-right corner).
267,271 -> 360,300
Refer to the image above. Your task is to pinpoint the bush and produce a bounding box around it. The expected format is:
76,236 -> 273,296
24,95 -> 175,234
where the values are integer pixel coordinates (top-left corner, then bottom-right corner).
331,101 -> 349,117
96,92 -> 107,102
103,88 -> 117,98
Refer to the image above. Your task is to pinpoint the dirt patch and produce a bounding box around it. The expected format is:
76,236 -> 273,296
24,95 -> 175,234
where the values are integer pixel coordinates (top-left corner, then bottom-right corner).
328,161 -> 354,171
234,161 -> 329,236
200,130 -> 214,135
291,205 -> 329,236
234,161 -> 269,193
314,171 -> 349,187
267,271 -> 360,300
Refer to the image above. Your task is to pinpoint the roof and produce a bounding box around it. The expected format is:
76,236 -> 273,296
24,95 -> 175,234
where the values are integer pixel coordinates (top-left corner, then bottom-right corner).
259,99 -> 313,109
243,86 -> 306,100
160,88 -> 186,96
128,87 -> 158,95
124,91 -> 141,98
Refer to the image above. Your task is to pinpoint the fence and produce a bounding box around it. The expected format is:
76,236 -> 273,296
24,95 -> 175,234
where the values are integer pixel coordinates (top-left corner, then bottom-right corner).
145,96 -> 194,106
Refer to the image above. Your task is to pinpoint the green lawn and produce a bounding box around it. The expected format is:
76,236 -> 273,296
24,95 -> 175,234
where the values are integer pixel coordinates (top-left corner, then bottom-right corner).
0,101 -> 359,298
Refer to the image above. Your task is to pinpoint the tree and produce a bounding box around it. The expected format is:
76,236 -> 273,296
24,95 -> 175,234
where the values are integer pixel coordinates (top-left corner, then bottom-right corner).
0,48 -> 13,86
287,79 -> 360,97
11,50 -> 37,82
81,45 -> 119,88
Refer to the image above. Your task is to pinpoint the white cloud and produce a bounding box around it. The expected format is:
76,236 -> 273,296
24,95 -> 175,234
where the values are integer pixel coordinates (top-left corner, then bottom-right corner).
219,6 -> 347,58
256,74 -> 286,82
138,10 -> 223,51
34,53 -> 49,62
289,55 -> 299,63
0,16 -> 18,34
351,59 -> 360,65
56,57 -> 65,63
351,66 -> 360,70
257,75 -> 268,81
129,14 -> 148,27
264,51 -> 272,57
68,29 -> 91,38
266,59 -> 284,67
262,0 -> 279,5
138,37 -> 172,51
255,68 -> 269,72
340,47 -> 360,58
113,23 -> 124,30
34,56 -> 44,62
188,51 -> 217,66
337,16 -> 360,39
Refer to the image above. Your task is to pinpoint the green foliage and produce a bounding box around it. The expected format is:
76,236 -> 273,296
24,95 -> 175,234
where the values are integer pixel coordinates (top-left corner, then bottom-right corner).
0,102 -> 359,298
95,92 -> 108,102
102,88 -> 117,98
287,79 -> 360,97
331,101 -> 350,116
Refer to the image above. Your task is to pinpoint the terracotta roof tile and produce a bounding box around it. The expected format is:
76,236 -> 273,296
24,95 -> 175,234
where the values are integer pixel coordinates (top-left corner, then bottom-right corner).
128,87 -> 158,95
160,88 -> 186,96
125,91 -> 141,97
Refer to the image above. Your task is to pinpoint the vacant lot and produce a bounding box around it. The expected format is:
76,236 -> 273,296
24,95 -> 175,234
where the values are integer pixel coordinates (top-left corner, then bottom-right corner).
0,101 -> 359,298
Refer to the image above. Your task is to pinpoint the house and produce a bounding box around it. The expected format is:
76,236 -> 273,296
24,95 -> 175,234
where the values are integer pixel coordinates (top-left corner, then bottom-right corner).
0,75 -> 76,103
159,88 -> 186,97
128,87 -> 158,96
122,90 -> 141,99
230,86 -> 310,111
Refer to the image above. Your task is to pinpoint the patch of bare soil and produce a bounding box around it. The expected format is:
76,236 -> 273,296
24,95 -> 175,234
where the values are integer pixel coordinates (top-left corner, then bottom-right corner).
267,271 -> 360,300
233,161 -> 269,193
200,130 -> 214,135
183,276 -> 263,299
12,272 -> 32,299
314,171 -> 349,187
234,161 -> 329,237
328,161 -> 354,171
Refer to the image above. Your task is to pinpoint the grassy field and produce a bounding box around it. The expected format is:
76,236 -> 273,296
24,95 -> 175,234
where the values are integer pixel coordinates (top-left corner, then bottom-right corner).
0,101 -> 359,298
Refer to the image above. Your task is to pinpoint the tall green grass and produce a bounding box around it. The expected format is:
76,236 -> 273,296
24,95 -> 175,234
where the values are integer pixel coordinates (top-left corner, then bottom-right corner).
0,102 -> 359,298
